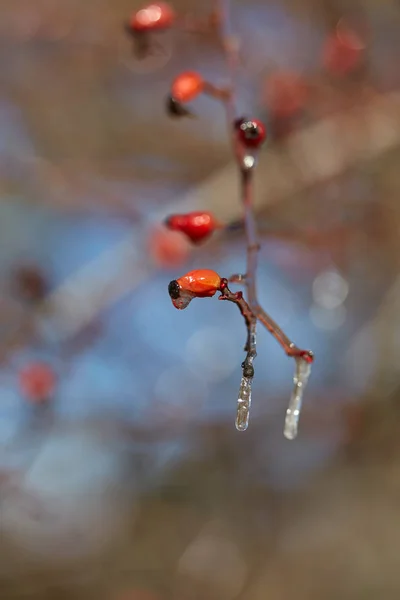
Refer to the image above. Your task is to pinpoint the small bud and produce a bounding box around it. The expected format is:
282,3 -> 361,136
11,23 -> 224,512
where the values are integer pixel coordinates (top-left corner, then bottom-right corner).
243,364 -> 254,378
165,211 -> 222,244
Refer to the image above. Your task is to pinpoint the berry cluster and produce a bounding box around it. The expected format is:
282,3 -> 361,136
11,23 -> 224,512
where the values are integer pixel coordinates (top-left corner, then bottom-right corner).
124,2 -> 315,438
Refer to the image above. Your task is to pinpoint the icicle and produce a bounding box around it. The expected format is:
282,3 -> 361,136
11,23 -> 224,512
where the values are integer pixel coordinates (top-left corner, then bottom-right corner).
284,356 -> 312,440
236,375 -> 252,431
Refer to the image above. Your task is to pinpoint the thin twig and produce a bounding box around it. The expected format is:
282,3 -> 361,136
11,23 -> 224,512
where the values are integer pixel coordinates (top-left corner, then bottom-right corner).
219,279 -> 257,430
217,0 -> 314,438
241,168 -> 259,307
216,0 -> 261,431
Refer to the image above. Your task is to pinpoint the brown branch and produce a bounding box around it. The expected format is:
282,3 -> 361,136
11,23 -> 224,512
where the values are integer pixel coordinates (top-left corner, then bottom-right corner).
218,278 -> 256,430
254,305 -> 314,363
216,0 -> 314,438
219,279 -> 256,357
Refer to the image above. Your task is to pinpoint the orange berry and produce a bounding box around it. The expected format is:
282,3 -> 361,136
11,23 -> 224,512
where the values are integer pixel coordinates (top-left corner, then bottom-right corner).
177,269 -> 222,296
168,269 -> 222,309
171,71 -> 204,104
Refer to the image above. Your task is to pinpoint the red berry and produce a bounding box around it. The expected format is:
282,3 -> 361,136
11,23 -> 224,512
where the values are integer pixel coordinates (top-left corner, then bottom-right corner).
171,71 -> 204,104
322,25 -> 364,76
165,211 -> 222,244
147,225 -> 190,269
235,118 -> 266,149
129,2 -> 175,33
19,363 -> 56,404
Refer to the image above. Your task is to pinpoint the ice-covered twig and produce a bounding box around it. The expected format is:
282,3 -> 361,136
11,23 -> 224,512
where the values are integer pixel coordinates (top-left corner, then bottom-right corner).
218,279 -> 257,430
218,278 -> 313,433
216,0 -> 262,430
215,0 -> 313,437
284,356 -> 312,440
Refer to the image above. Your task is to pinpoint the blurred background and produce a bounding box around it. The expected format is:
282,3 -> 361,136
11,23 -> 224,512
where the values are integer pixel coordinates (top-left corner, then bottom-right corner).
1,0 -> 400,598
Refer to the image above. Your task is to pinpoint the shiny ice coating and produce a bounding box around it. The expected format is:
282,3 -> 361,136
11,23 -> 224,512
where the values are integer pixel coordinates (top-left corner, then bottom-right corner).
284,357 -> 312,440
236,375 -> 252,431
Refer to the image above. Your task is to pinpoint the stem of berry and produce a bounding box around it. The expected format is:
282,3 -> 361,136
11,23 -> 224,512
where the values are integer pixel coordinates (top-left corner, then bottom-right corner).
217,0 -> 314,438
219,280 -> 257,431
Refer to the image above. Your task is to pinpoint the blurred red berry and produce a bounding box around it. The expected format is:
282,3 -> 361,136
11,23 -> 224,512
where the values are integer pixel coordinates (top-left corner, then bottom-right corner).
148,225 -> 190,269
264,71 -> 309,118
235,118 -> 266,149
19,363 -> 56,404
129,2 -> 175,33
13,265 -> 48,303
171,71 -> 204,104
322,25 -> 365,76
165,211 -> 222,244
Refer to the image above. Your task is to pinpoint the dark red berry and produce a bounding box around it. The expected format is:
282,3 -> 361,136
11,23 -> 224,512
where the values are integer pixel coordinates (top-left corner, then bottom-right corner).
236,119 -> 266,149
